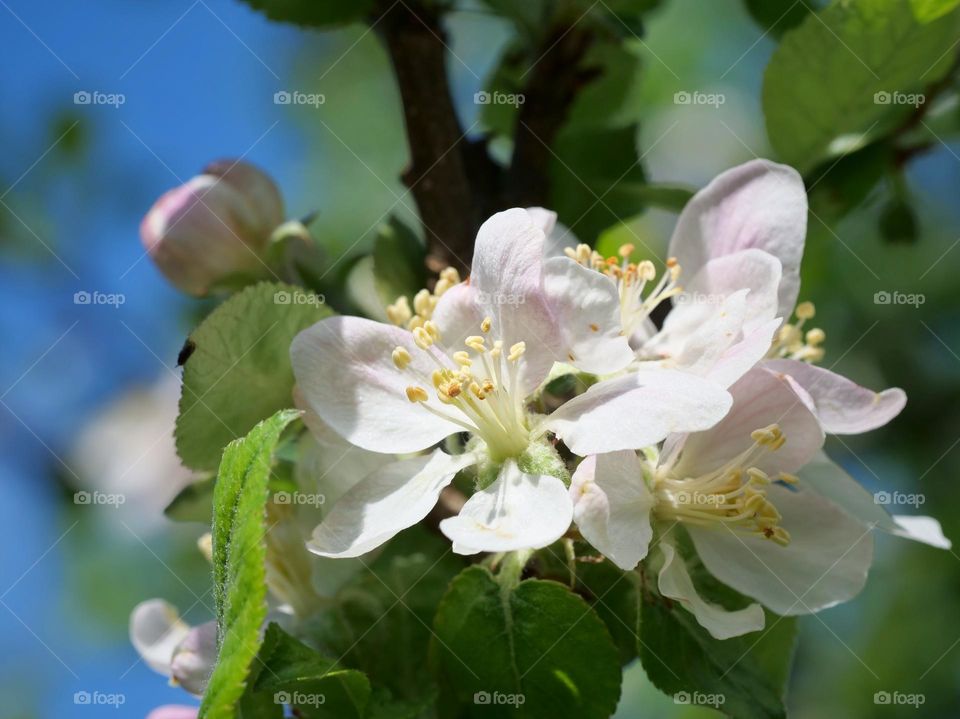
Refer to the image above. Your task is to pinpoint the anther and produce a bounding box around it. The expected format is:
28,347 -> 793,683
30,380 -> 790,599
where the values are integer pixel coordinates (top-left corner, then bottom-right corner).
405,386 -> 428,403
392,346 -> 411,369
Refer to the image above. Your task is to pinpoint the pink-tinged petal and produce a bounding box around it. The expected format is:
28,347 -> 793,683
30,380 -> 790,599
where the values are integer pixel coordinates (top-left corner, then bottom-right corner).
671,366 -> 824,480
543,257 -> 634,375
681,249 -> 782,332
706,317 -> 782,389
796,452 -> 896,532
526,206 -> 579,257
658,540 -> 765,640
129,599 -> 191,677
440,461 -> 573,554
689,484 -> 874,616
668,159 -> 807,317
543,369 -> 733,455
169,621 -> 217,696
570,452 -> 655,570
762,359 -> 906,434
147,706 -> 199,719
471,209 -> 559,385
891,515 -> 952,549
646,289 -> 750,376
203,159 -> 284,239
431,281 -> 483,349
291,316 -> 462,454
308,450 -> 479,558
141,162 -> 282,296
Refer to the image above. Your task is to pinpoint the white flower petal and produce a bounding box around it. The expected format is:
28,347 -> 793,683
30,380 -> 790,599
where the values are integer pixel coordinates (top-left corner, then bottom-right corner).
706,317 -> 782,389
681,249 -> 782,332
308,450 -> 479,558
440,461 -> 573,554
890,515 -> 952,549
796,452 -> 896,529
647,289 -> 750,376
526,206 -> 579,257
169,621 -> 217,695
291,316 -> 463,454
570,452 -> 655,570
689,484 -> 874,616
668,159 -> 807,317
672,366 -> 824,480
431,281 -> 483,349
543,256 -> 634,375
130,599 -> 192,677
658,540 -> 766,640
763,359 -> 906,434
544,369 -> 732,455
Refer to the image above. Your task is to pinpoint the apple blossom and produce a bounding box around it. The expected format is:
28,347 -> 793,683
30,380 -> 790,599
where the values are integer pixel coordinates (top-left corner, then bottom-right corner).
130,599 -> 216,695
570,366 -> 948,639
292,208 -> 733,557
140,160 -> 284,296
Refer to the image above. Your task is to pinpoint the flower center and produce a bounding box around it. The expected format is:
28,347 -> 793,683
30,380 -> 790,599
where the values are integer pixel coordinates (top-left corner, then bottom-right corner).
392,317 -> 532,463
565,243 -> 682,339
385,267 -> 461,330
768,300 -> 825,362
651,424 -> 795,546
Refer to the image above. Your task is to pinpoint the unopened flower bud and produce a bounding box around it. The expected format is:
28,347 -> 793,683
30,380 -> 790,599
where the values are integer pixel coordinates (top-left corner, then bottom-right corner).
140,160 -> 284,296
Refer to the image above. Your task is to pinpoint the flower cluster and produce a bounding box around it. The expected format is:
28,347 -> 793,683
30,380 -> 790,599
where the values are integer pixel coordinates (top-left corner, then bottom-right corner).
286,159 -> 948,640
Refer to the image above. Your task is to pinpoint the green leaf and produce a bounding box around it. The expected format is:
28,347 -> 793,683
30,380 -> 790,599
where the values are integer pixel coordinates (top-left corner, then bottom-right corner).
743,0 -> 815,37
237,0 -> 374,28
199,409 -> 301,719
251,623 -> 371,719
911,0 -> 960,22
430,565 -> 622,719
164,476 -> 216,523
313,526 -> 466,703
638,545 -> 798,719
763,0 -> 960,172
175,281 -> 331,471
372,216 -> 426,307
550,124 -> 646,242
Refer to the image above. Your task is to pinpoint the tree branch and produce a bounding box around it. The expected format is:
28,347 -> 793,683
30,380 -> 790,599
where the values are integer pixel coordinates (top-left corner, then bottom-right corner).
377,1 -> 482,273
503,25 -> 598,208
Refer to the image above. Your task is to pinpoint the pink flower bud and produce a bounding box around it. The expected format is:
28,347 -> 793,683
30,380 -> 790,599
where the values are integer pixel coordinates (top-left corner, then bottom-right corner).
140,160 -> 284,296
